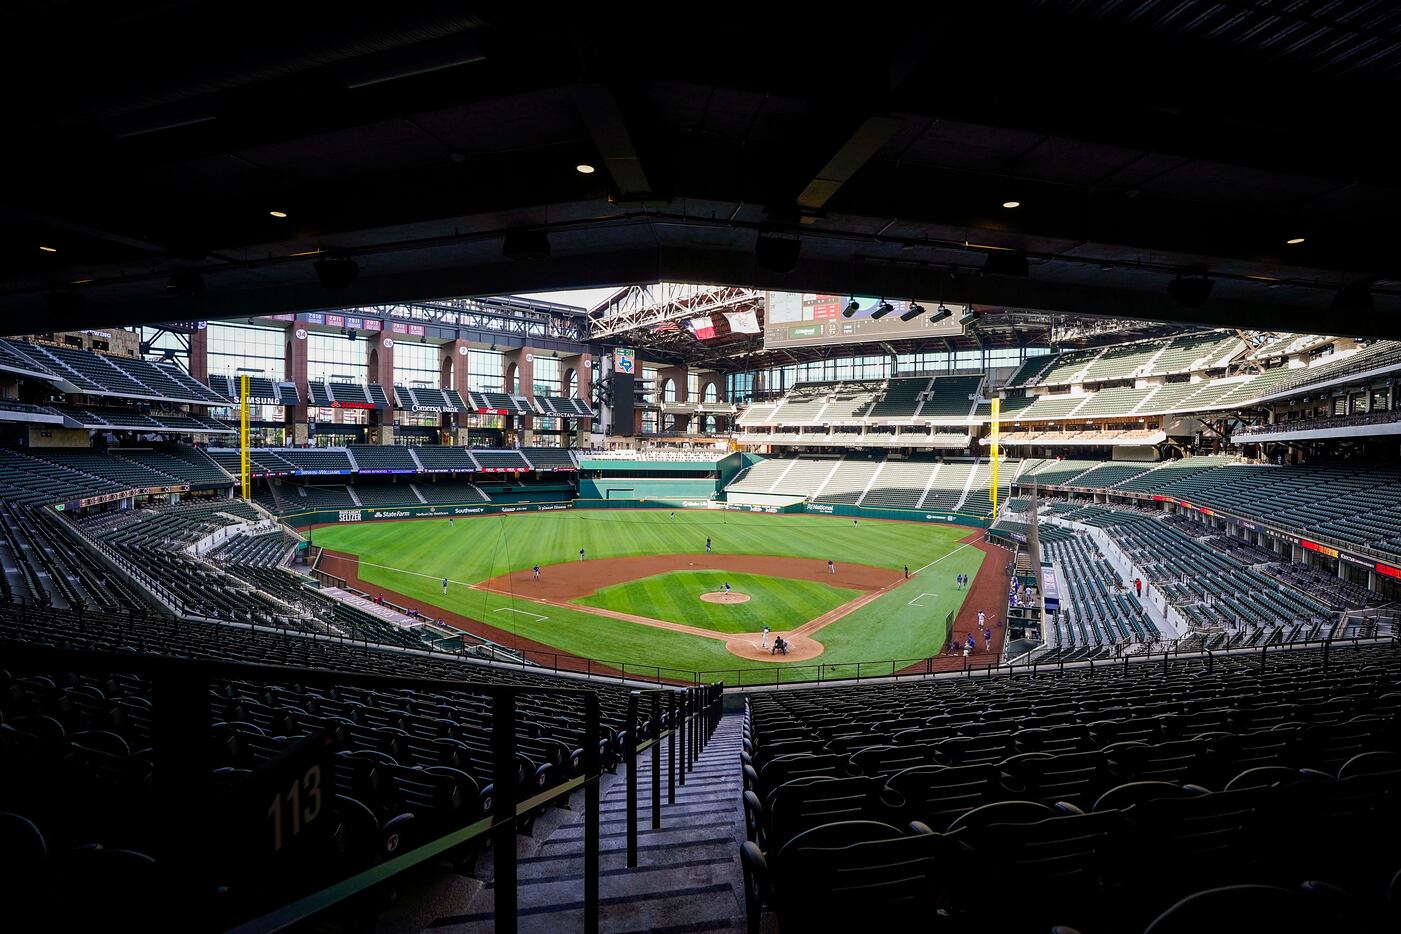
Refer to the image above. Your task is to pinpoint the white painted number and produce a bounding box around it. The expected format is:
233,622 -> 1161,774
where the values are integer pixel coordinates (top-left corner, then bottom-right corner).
266,764 -> 323,853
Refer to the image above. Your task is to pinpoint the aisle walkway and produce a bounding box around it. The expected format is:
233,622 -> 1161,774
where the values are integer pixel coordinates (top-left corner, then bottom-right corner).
390,715 -> 746,934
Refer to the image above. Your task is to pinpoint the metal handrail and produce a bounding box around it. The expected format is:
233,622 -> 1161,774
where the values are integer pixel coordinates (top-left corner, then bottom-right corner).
2,640 -> 723,934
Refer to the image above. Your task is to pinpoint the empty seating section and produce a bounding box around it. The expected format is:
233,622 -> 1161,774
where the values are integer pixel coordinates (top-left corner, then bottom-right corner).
866,378 -> 930,418
737,404 -> 775,427
365,384 -> 391,407
276,485 -> 358,512
1146,332 -> 1243,376
960,459 -> 1014,518
727,459 -> 793,494
113,446 -> 234,488
742,641 -> 1401,931
1043,533 -> 1157,659
413,482 -> 489,505
327,382 -> 371,406
919,375 -> 982,419
1056,461 -> 1152,489
0,501 -> 147,611
1020,458 -> 1098,485
207,373 -> 279,401
770,458 -> 838,497
1109,455 -> 1236,493
348,484 -> 422,507
919,460 -> 974,511
860,460 -> 939,509
23,448 -> 188,490
347,445 -> 418,472
521,448 -> 577,470
1081,340 -> 1166,381
1032,347 -> 1103,386
770,385 -> 830,423
1071,509 -> 1334,639
473,450 -> 529,471
1265,339 -> 1401,396
1017,393 -> 1088,420
307,381 -> 332,406
0,600 -> 644,920
473,390 -> 522,413
812,460 -> 879,504
1072,385 -> 1153,419
1003,353 -> 1057,388
0,340 -> 228,403
278,449 -> 354,473
411,446 -> 478,472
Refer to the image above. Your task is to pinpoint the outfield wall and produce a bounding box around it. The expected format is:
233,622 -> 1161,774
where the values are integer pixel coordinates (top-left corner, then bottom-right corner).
281,495 -> 987,529
578,477 -> 722,502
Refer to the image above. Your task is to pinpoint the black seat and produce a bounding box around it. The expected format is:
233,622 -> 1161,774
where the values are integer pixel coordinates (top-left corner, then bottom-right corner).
882,763 -> 1002,831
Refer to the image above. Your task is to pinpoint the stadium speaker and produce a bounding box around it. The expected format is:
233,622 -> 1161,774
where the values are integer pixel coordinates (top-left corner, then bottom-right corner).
1166,273 -> 1215,309
842,299 -> 860,318
1331,282 -> 1373,312
982,250 -> 1029,278
900,303 -> 925,322
869,300 -> 894,319
755,230 -> 801,273
314,255 -> 360,290
503,229 -> 551,260
166,270 -> 205,295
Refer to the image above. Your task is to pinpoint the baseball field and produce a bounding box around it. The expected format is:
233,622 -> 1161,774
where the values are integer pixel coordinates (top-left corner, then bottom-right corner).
311,510 -> 991,683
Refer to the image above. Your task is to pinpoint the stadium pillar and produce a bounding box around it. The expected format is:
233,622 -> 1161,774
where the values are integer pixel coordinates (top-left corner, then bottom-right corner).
561,351 -> 594,447
283,322 -> 309,443
502,347 -> 535,443
658,364 -> 691,432
368,334 -> 395,445
189,324 -> 208,383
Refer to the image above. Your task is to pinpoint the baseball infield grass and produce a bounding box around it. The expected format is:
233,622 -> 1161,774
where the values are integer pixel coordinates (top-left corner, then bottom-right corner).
312,510 -> 986,680
573,570 -> 862,634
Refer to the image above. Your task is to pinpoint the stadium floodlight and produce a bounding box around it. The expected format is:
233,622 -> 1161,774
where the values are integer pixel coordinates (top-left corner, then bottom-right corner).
1166,273 -> 1214,309
842,299 -> 860,318
958,309 -> 977,327
869,300 -> 894,320
899,303 -> 926,322
1331,282 -> 1373,312
930,304 -> 954,323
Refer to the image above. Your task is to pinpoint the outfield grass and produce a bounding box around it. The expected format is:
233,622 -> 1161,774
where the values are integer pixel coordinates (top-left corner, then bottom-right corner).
572,570 -> 861,634
312,510 -> 984,678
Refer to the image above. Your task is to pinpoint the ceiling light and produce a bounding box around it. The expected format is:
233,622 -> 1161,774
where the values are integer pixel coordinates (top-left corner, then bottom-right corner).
1002,200 -> 1021,209
842,299 -> 860,318
870,300 -> 895,320
1167,273 -> 1215,308
576,163 -> 596,174
269,210 -> 288,219
1286,237 -> 1305,245
39,245 -> 57,253
900,303 -> 925,322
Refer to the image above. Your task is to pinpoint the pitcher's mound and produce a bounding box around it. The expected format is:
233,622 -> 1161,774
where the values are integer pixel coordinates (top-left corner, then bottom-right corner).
700,591 -> 750,604
724,633 -> 824,662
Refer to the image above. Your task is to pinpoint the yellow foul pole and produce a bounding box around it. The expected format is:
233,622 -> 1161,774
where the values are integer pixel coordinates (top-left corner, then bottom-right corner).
239,374 -> 251,500
990,396 -> 1001,516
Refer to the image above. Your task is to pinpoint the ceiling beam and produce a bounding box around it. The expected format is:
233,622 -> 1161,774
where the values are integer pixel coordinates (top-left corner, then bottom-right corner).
571,83 -> 654,201
796,116 -> 905,214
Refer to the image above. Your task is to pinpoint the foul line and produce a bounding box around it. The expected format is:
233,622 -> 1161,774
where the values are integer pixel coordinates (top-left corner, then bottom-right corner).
912,541 -> 975,575
495,607 -> 549,621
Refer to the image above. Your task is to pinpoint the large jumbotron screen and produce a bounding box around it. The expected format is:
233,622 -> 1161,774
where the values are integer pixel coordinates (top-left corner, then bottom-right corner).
764,292 -> 966,349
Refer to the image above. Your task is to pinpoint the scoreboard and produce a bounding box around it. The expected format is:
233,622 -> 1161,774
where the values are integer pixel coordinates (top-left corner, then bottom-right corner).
764,293 -> 965,349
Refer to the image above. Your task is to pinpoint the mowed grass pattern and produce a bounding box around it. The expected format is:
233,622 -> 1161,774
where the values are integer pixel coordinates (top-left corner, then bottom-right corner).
573,570 -> 861,634
313,510 -> 982,679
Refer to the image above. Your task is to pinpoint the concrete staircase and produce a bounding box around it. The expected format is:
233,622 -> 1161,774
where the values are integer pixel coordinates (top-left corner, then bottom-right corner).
382,715 -> 745,933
